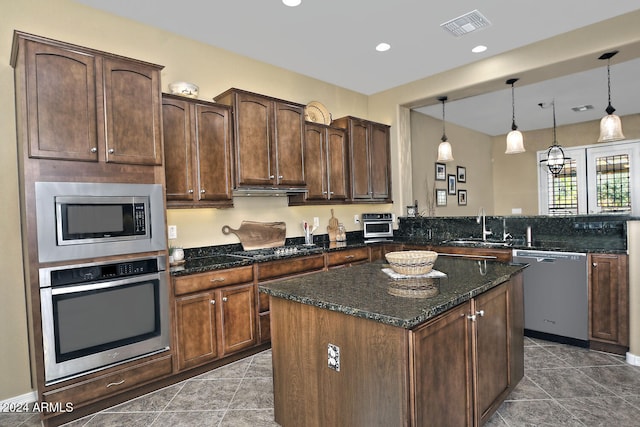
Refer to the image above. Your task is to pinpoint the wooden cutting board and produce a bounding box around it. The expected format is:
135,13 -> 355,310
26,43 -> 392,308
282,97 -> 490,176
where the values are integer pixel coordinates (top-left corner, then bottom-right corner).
221,221 -> 286,250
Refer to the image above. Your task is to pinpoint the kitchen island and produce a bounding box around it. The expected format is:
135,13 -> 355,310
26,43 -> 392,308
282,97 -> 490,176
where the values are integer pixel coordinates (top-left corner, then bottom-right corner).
260,256 -> 525,427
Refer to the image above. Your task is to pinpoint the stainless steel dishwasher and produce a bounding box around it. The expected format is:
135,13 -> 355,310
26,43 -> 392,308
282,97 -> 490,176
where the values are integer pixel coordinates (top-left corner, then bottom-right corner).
512,249 -> 588,346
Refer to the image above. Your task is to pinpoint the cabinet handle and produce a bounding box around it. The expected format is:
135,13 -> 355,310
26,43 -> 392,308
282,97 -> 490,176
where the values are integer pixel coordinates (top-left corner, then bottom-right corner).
188,189 -> 194,194
467,314 -> 477,322
222,297 -> 228,302
210,300 -> 215,305
278,175 -> 283,179
90,147 -> 97,153
329,191 -> 334,195
106,379 -> 125,388
323,191 -> 328,195
476,310 -> 485,317
344,255 -> 355,259
592,262 -> 598,268
108,148 -> 115,154
269,175 -> 275,179
200,189 -> 206,194
210,278 -> 226,283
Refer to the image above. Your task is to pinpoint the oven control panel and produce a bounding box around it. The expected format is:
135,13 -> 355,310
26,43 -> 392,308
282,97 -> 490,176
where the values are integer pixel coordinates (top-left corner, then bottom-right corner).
362,213 -> 393,221
45,257 -> 162,287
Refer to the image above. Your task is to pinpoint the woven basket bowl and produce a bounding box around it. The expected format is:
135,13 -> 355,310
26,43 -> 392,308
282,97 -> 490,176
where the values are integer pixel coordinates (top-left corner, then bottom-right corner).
385,250 -> 438,275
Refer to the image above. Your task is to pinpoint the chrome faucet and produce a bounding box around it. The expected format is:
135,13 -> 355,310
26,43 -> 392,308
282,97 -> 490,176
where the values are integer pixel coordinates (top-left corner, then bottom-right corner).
477,207 -> 492,241
502,218 -> 512,241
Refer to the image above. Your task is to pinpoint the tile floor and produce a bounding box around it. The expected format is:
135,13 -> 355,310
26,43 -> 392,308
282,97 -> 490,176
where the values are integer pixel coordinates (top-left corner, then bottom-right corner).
3,337 -> 640,426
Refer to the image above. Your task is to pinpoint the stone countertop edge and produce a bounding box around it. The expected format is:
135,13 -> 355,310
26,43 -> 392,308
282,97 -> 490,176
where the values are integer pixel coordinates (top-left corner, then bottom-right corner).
259,259 -> 526,330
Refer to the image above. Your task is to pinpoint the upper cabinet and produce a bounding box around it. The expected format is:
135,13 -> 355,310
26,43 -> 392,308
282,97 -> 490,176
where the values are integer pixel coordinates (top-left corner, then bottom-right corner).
332,116 -> 391,203
162,94 -> 233,207
11,32 -> 163,166
290,122 -> 348,204
214,89 -> 305,190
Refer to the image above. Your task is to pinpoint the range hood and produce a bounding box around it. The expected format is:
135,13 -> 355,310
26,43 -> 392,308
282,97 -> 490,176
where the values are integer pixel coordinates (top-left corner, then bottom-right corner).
232,187 -> 308,197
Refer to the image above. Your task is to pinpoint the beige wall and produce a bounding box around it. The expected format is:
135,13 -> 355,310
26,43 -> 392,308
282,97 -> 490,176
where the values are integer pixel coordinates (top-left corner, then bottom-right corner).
410,111 -> 494,216
3,0 -> 640,401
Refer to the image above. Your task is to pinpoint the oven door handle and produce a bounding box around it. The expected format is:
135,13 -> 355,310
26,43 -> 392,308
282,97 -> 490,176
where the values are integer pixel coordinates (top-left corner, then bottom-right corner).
50,272 -> 164,295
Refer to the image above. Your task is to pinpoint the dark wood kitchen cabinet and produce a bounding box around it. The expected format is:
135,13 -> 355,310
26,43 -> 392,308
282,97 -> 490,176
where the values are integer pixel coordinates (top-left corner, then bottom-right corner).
290,123 -> 348,204
412,275 -> 523,427
332,116 -> 391,203
12,32 -> 163,166
588,253 -> 629,354
173,266 -> 257,371
162,94 -> 233,207
214,88 -> 306,189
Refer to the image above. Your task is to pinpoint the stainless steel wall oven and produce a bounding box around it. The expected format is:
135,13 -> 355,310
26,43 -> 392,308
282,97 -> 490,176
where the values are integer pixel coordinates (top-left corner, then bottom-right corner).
39,255 -> 169,384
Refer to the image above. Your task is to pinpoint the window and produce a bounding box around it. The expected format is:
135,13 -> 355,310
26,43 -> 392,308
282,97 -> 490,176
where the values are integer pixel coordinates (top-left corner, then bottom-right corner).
538,140 -> 639,215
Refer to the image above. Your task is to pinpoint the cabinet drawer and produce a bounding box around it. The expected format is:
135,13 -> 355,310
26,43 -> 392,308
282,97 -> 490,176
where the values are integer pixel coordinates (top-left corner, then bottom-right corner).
43,354 -> 172,412
174,265 -> 254,295
258,254 -> 325,281
327,247 -> 370,267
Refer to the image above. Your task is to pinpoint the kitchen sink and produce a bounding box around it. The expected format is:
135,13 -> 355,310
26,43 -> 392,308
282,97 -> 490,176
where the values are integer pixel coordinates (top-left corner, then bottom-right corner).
442,239 -> 513,248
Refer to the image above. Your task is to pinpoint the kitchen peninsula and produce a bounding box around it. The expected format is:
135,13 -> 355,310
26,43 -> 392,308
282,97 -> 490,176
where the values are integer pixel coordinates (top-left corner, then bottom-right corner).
260,257 -> 525,427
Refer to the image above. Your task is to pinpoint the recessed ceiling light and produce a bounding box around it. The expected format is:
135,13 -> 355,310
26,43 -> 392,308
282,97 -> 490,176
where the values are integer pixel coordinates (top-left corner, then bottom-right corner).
471,45 -> 487,53
282,0 -> 301,7
376,42 -> 391,52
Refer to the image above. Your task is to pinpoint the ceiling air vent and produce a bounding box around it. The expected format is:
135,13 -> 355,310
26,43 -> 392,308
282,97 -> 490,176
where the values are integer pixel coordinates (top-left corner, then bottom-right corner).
440,9 -> 491,37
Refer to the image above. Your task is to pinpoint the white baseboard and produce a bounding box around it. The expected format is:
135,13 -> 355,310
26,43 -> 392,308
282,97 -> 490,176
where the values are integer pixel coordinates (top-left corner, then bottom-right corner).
626,351 -> 640,366
0,391 -> 36,411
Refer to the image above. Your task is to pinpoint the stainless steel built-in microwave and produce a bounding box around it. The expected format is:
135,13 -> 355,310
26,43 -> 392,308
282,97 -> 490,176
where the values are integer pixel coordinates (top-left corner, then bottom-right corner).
35,182 -> 166,263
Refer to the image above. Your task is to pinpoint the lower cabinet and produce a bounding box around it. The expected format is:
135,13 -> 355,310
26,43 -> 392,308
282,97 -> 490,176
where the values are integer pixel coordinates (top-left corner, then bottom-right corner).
326,247 -> 370,268
173,266 -> 257,371
589,253 -> 629,354
412,276 -> 523,426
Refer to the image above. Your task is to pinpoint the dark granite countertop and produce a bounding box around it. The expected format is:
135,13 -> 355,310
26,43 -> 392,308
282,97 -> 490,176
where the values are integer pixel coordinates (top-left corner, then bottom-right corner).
170,254 -> 254,277
259,258 -> 526,329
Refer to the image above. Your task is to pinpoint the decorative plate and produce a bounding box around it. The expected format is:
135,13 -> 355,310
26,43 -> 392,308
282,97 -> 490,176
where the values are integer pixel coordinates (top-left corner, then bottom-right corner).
304,101 -> 331,125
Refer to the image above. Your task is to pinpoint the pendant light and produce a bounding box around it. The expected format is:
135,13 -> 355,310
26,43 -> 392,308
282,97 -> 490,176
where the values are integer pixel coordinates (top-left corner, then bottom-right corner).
505,78 -> 525,154
539,100 -> 570,176
436,96 -> 454,162
597,50 -> 625,142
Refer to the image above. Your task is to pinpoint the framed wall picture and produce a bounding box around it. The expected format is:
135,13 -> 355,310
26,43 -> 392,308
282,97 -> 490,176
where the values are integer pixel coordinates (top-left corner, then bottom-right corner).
436,189 -> 447,206
458,189 -> 467,206
435,163 -> 446,181
457,166 -> 466,183
448,174 -> 456,195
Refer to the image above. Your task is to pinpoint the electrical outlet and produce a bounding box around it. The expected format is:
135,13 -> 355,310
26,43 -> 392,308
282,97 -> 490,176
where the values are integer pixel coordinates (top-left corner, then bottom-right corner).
313,217 -> 320,228
328,343 -> 340,371
168,225 -> 177,239
354,214 -> 360,224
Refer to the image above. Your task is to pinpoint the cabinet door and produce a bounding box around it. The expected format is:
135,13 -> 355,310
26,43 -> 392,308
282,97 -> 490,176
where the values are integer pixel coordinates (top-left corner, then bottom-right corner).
234,92 -> 273,186
195,104 -> 233,201
474,283 -> 510,424
175,291 -> 219,370
349,119 -> 372,199
370,122 -> 391,200
589,254 -> 629,346
274,101 -> 305,186
162,96 -> 194,201
413,302 -> 473,427
326,127 -> 348,200
24,40 -> 98,161
304,124 -> 328,200
103,57 -> 163,165
220,284 -> 257,355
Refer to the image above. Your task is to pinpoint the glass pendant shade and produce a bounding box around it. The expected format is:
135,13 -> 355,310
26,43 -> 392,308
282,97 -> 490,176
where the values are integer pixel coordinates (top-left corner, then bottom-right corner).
505,78 -> 525,154
598,112 -> 625,142
436,96 -> 454,162
437,140 -> 454,162
505,130 -> 525,154
598,51 -> 625,143
546,145 -> 565,175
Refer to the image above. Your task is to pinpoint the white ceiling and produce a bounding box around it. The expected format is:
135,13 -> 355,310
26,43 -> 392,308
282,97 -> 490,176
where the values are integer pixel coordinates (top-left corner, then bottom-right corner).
75,0 -> 640,135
